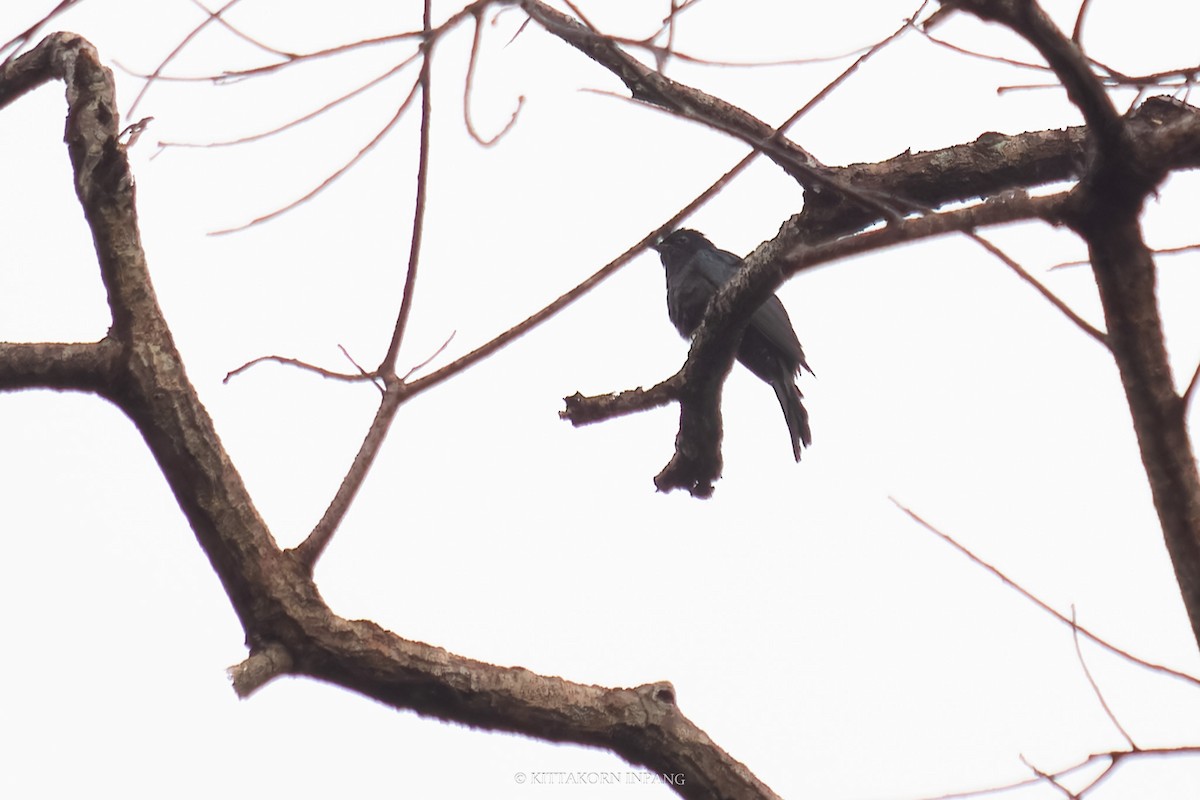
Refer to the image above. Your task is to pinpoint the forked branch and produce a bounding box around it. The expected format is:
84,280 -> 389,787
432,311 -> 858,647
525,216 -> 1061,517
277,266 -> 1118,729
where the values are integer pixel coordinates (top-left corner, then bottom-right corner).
0,32 -> 787,800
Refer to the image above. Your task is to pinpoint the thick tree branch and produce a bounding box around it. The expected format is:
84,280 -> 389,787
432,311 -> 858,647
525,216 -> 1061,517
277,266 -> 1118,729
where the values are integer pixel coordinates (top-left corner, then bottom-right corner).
564,85 -> 1200,497
948,0 -> 1123,152
569,190 -> 1074,494
0,27 -> 61,105
1,32 -> 779,799
0,339 -> 121,393
951,0 -> 1200,651
1079,215 -> 1200,649
518,0 -> 824,183
534,0 -> 1200,497
9,14 -> 1200,796
35,31 -> 284,632
520,0 -> 928,223
522,0 -> 1193,500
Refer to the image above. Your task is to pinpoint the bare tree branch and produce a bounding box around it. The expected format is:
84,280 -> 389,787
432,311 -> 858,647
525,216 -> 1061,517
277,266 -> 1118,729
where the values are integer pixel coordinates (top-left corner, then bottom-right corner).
893,500 -> 1200,688
381,0 -> 434,377
293,384 -> 405,566
543,3 -> 1198,496
1020,754 -> 1080,799
954,0 -> 1200,655
211,76 -> 422,234
1070,606 -> 1139,751
918,746 -> 1200,800
952,0 -> 1125,152
0,0 -> 85,69
0,339 -> 120,393
1184,361 -> 1200,411
566,188 -> 1075,495
1050,242 -> 1200,271
156,57 -> 417,150
0,32 -> 783,799
518,0 -> 825,181
966,231 -> 1107,346
1071,0 -> 1095,44
186,0 -> 297,59
222,353 -> 374,384
127,0 -> 243,117
294,0 -> 436,569
463,5 -> 522,146
10,6 -> 1200,794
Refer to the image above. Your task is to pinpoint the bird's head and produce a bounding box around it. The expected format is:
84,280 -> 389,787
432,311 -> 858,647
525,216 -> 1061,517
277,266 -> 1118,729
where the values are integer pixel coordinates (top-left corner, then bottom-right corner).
651,228 -> 712,263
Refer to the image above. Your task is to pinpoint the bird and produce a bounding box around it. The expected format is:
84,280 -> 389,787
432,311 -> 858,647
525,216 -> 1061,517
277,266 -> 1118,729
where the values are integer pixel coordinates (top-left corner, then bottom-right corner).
652,229 -> 813,461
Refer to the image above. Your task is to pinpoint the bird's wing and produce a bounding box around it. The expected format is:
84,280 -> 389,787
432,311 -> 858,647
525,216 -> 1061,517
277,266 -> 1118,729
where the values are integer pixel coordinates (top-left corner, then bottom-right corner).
749,295 -> 810,371
694,249 -> 811,373
690,247 -> 741,287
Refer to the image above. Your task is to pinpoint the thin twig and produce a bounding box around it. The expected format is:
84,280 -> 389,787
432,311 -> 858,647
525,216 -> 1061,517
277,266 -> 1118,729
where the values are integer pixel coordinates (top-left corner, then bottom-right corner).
1076,756 -> 1120,797
627,36 -> 874,71
917,747 -> 1199,800
187,0 -> 297,58
114,31 -> 419,84
211,76 -> 422,234
222,354 -> 375,384
997,81 -> 1076,94
917,27 -> 1050,72
0,0 -> 85,69
402,332 -> 456,381
119,4 -> 495,97
158,57 -> 417,150
971,0 -> 1126,153
1071,0 -> 1095,44
293,387 -> 404,568
338,344 -> 384,394
128,0 -> 243,117
560,0 -> 597,31
521,0 -> 919,223
294,0 -> 435,570
967,231 -> 1108,346
892,499 -> 1200,689
655,0 -> 680,72
1182,361 -> 1200,410
1019,755 -> 1080,799
380,1 -> 434,375
1070,605 -> 1139,751
1051,243 -> 1200,270
463,6 -> 522,146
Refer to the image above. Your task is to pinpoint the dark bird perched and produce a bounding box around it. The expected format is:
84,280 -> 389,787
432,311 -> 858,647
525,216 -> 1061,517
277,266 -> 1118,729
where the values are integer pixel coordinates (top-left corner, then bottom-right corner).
652,229 -> 813,461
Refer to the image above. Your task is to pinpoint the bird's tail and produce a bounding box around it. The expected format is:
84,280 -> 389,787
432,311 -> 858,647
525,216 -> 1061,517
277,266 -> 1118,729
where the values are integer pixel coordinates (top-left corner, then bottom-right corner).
772,377 -> 811,462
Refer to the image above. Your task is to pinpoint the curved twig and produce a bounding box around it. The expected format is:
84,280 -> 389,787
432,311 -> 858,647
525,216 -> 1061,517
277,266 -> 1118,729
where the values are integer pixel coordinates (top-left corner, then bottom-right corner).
462,6 -> 522,146
223,354 -> 376,384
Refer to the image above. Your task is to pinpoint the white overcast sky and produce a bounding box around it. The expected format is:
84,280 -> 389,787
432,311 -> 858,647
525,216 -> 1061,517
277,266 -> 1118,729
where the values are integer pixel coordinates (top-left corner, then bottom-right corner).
4,1 -> 1200,798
